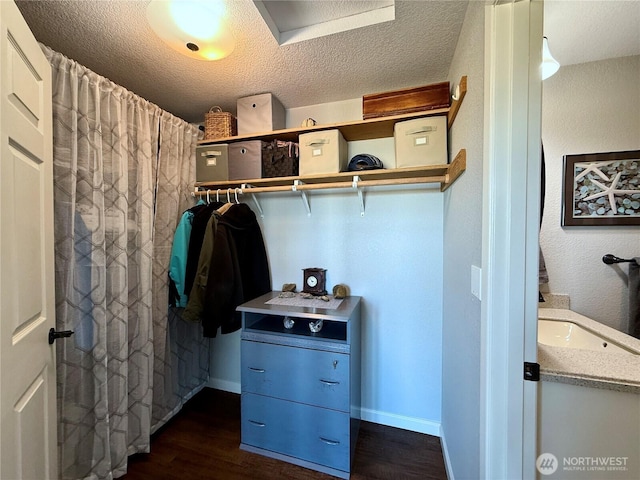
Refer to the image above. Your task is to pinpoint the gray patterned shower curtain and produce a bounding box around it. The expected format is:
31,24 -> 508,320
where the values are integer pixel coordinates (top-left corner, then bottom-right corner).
43,46 -> 209,480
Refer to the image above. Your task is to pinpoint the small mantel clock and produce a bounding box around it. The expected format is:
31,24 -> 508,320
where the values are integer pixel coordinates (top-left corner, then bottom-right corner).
302,268 -> 327,295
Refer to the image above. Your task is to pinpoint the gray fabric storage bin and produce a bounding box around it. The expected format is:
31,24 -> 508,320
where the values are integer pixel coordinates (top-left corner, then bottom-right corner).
228,141 -> 264,180
237,93 -> 286,135
196,144 -> 228,182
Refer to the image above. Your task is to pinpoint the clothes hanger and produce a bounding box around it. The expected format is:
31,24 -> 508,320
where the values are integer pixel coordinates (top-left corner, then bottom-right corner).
193,186 -> 206,206
216,188 -> 234,215
206,190 -> 210,205
234,188 -> 240,204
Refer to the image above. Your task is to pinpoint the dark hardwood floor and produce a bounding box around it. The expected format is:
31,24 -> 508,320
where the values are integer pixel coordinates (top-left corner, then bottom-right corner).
123,388 -> 447,480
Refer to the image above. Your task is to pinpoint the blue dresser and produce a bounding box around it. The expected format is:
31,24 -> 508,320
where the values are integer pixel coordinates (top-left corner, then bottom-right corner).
237,291 -> 362,479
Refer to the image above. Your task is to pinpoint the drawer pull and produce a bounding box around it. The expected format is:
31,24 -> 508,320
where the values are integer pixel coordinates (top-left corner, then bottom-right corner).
249,420 -> 266,427
249,367 -> 265,373
319,437 -> 340,446
319,379 -> 340,386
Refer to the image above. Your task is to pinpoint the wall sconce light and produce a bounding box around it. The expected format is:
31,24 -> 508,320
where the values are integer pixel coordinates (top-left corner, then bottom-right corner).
541,36 -> 560,80
146,0 -> 235,61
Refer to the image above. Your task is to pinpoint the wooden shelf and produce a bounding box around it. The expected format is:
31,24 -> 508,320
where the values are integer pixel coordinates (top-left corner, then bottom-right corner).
194,149 -> 466,217
198,75 -> 467,146
194,76 -> 468,215
198,107 -> 448,144
195,149 -> 465,194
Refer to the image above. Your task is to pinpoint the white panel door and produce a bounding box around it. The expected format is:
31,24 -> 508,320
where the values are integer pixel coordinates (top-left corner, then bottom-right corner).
0,1 -> 57,479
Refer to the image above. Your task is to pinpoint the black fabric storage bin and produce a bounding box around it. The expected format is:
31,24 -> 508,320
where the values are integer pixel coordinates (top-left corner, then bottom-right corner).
261,140 -> 299,178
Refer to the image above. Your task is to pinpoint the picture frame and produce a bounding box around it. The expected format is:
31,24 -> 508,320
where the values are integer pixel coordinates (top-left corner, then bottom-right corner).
562,150 -> 640,226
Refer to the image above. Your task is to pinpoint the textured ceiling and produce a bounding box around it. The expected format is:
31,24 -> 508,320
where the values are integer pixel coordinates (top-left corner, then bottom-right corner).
16,0 -> 468,123
255,0 -> 396,45
258,0 -> 394,33
14,1 -> 640,125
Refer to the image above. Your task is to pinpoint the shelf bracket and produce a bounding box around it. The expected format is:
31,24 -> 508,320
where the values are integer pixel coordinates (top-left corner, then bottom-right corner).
441,149 -> 467,192
241,183 -> 264,218
292,180 -> 311,216
352,176 -> 365,216
448,75 -> 467,129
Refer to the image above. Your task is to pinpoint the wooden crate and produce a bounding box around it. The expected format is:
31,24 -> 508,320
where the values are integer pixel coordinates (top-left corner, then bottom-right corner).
362,81 -> 450,120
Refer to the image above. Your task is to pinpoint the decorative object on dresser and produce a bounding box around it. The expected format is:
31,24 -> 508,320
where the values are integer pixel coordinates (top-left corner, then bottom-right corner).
303,268 -> 327,295
237,292 -> 362,479
283,316 -> 295,329
562,150 -> 640,226
308,319 -> 324,333
332,284 -> 348,299
281,283 -> 297,293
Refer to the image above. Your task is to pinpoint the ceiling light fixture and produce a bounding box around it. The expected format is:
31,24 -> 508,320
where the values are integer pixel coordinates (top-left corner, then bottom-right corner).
146,0 -> 235,61
541,36 -> 560,80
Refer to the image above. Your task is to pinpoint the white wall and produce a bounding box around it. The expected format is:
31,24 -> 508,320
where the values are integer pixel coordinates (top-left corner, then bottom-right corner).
541,55 -> 640,332
441,1 -> 485,479
209,100 -> 445,435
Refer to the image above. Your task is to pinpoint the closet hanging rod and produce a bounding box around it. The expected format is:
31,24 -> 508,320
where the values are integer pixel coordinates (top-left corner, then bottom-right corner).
193,175 -> 446,196
602,254 -> 637,265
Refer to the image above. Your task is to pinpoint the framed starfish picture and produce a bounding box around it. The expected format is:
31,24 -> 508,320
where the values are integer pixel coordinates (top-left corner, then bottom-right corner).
562,150 -> 640,226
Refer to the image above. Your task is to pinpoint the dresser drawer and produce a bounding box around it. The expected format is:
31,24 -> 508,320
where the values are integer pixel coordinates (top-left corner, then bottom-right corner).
241,393 -> 350,472
242,340 -> 349,411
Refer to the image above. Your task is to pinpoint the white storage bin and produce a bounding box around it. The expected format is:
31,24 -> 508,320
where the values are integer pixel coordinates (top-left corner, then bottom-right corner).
228,141 -> 264,180
237,93 -> 285,135
394,115 -> 448,168
299,129 -> 348,176
196,144 -> 228,182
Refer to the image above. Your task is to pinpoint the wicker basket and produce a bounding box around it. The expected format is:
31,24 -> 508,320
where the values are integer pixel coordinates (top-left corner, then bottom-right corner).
204,106 -> 237,140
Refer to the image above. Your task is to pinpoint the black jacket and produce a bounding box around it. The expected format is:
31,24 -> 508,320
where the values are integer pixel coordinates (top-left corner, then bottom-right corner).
201,203 -> 271,337
184,202 -> 222,297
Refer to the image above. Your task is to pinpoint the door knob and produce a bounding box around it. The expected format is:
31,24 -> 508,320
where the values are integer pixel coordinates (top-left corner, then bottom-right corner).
48,328 -> 74,344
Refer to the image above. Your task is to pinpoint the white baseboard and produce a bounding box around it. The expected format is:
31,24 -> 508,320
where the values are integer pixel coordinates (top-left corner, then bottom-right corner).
440,428 -> 455,480
208,378 -> 241,394
359,407 -> 441,437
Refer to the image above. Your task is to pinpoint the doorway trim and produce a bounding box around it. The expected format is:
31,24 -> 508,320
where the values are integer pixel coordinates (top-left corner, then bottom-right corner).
481,0 -> 543,478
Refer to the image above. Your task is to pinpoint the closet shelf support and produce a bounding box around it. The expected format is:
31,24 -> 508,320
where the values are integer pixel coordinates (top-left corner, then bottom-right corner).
352,176 -> 365,216
242,184 -> 264,218
292,180 -> 311,216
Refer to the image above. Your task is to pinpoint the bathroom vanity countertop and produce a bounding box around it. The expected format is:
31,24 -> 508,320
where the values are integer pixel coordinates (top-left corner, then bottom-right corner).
537,309 -> 640,394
